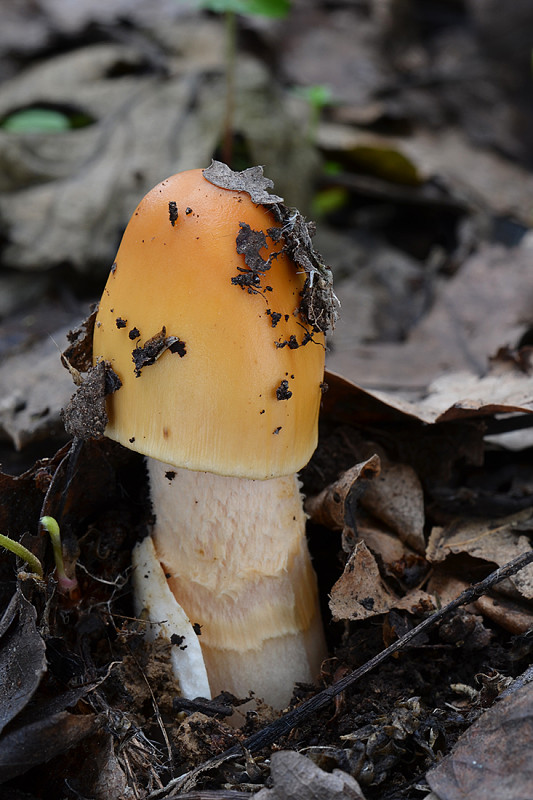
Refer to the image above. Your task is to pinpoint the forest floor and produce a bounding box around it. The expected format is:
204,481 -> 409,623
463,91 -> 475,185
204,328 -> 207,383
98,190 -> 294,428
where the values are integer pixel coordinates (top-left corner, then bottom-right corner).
1,2 -> 533,798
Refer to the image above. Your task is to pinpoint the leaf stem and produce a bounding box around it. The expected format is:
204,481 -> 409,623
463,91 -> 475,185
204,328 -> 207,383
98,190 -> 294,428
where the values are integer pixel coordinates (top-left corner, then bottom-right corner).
0,533 -> 43,577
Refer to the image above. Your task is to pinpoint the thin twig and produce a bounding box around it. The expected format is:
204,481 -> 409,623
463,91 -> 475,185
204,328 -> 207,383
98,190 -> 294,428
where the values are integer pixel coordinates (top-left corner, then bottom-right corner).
149,549 -> 533,798
127,645 -> 175,777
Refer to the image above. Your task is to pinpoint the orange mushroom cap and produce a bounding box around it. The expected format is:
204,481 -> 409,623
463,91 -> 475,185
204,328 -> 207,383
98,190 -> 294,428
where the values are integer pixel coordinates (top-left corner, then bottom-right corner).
92,167 -> 325,479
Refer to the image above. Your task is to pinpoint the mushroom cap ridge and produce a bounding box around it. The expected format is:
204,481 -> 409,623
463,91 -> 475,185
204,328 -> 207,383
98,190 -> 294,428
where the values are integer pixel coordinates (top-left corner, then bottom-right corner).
93,168 -> 325,479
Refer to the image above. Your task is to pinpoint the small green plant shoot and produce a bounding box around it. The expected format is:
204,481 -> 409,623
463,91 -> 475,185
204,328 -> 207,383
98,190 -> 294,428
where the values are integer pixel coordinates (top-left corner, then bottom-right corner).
0,517 -> 78,592
40,516 -> 78,593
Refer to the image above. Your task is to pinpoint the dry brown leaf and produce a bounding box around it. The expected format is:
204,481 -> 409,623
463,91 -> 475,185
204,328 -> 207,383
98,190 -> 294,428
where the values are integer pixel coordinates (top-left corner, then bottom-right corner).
426,569 -> 533,635
409,128 -> 533,225
357,523 -> 407,569
357,521 -> 428,590
327,242 -> 533,394
360,459 -> 425,553
393,590 -> 435,616
323,358 -> 533,432
369,363 -> 533,425
427,680 -> 533,800
473,594 -> 533,636
329,540 -> 396,621
426,572 -> 472,608
305,446 -> 425,554
427,508 -> 533,600
426,566 -> 533,635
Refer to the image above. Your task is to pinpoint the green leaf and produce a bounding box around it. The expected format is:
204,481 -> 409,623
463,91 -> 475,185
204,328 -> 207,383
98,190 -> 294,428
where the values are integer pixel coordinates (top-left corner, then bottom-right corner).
1,107 -> 94,134
200,0 -> 290,18
1,109 -> 71,133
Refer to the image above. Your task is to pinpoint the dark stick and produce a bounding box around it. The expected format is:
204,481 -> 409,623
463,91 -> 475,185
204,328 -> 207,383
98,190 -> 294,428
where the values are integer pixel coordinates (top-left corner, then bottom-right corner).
241,548 -> 533,752
151,549 -> 533,798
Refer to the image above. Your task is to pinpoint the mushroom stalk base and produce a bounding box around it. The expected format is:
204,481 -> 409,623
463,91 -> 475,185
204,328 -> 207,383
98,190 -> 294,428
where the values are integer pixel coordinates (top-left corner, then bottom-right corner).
146,459 -> 327,710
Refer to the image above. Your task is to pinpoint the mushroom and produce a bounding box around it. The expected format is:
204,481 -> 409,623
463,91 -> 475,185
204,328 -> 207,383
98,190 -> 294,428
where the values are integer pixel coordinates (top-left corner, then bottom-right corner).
92,163 -> 335,709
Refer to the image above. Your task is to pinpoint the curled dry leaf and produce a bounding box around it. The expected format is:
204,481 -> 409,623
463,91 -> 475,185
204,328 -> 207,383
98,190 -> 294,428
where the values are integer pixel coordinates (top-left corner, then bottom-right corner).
203,160 -> 284,205
357,519 -> 428,592
329,539 -> 433,622
474,593 -> 533,636
360,458 -> 426,554
327,243 -> 533,394
306,451 -> 430,621
304,445 -> 425,558
426,510 -> 533,633
426,568 -> 533,636
427,508 -> 533,600
323,342 -> 533,426
255,750 -> 366,800
329,540 -> 397,621
305,455 -> 381,530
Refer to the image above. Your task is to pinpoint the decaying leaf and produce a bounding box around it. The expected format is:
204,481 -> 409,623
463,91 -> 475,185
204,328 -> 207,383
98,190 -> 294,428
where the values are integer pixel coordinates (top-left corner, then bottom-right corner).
305,456 -> 380,530
0,591 -> 47,737
473,592 -> 533,636
0,710 -> 99,784
427,679 -> 533,800
0,326 -> 74,450
326,358 -> 533,428
203,160 -> 284,205
255,750 -> 365,800
305,446 -> 425,552
327,242 -> 533,395
427,508 -> 533,600
330,539 -> 433,622
360,457 -> 425,554
307,447 -> 428,621
417,366 -> 533,424
424,509 -> 533,633
329,540 -> 397,621
357,519 -> 428,593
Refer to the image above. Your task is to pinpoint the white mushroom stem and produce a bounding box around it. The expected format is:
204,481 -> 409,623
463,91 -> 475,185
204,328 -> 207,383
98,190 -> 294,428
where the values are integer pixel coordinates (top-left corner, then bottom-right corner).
138,459 -> 327,710
132,536 -> 211,700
